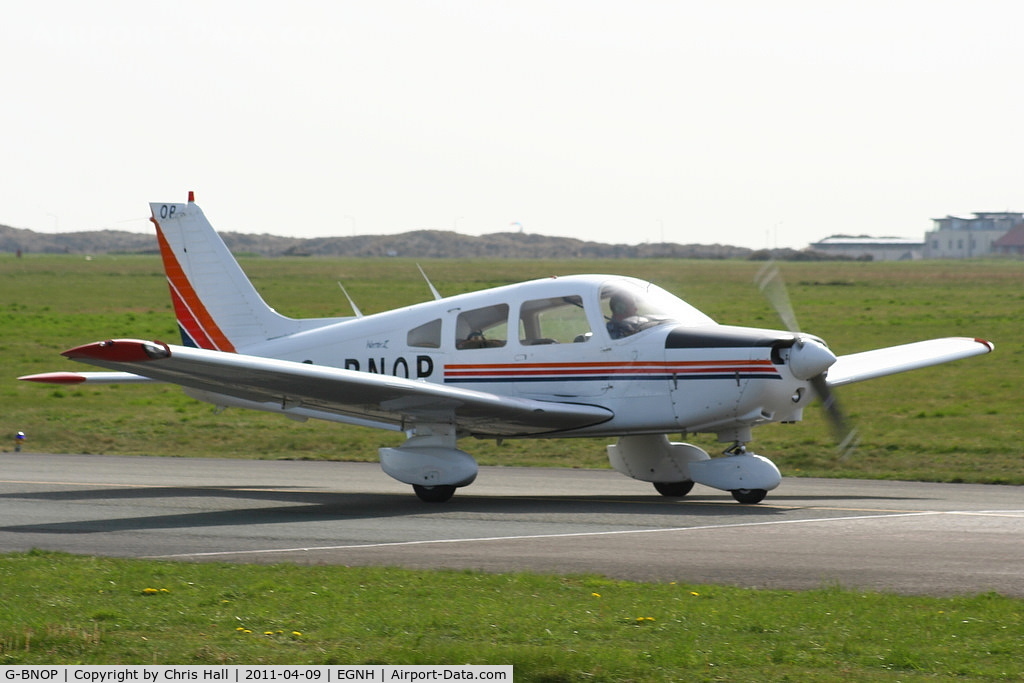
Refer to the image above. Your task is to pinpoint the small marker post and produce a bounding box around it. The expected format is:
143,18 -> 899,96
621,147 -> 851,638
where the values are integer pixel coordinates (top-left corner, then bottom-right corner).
14,431 -> 25,452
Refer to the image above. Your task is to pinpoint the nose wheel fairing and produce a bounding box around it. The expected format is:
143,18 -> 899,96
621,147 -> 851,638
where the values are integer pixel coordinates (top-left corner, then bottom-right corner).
688,450 -> 781,492
608,434 -> 781,502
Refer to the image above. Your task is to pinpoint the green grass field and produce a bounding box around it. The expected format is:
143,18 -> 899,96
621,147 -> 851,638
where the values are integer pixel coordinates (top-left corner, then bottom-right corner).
3,254 -> 1020,483
1,551 -> 1021,680
2,255 -> 1021,677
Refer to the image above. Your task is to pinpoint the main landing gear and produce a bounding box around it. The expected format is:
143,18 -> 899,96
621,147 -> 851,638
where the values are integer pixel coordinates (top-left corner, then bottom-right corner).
652,480 -> 695,497
379,426 -> 478,504
412,484 -> 457,503
652,480 -> 767,504
651,444 -> 771,504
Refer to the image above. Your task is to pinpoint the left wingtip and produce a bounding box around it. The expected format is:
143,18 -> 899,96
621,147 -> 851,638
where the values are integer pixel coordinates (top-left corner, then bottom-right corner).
62,339 -> 171,363
975,338 -> 995,352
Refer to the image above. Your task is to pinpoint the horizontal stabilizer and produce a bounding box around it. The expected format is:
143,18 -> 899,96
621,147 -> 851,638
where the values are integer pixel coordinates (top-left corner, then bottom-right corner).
827,337 -> 993,387
18,371 -> 160,385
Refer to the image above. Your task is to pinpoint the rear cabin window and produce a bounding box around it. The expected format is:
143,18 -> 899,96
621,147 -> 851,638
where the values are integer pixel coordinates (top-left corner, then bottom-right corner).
407,319 -> 442,348
455,304 -> 509,349
519,295 -> 592,344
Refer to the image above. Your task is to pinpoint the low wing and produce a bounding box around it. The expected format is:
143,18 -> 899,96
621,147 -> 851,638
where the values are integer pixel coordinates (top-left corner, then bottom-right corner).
826,337 -> 993,387
40,339 -> 612,437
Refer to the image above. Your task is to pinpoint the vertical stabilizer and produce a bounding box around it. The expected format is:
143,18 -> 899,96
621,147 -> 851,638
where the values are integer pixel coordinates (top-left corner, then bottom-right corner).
150,196 -> 312,351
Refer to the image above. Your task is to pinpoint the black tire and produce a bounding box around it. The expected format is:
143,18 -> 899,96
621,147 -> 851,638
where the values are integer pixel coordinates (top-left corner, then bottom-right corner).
731,488 -> 767,504
413,484 -> 456,503
653,480 -> 695,497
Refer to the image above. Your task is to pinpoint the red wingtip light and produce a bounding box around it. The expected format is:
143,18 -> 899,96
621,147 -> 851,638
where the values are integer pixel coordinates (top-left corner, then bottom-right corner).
62,339 -> 171,363
188,190 -> 195,203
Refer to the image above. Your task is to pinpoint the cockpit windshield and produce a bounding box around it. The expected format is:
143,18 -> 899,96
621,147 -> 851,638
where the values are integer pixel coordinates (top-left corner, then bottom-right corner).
601,278 -> 714,339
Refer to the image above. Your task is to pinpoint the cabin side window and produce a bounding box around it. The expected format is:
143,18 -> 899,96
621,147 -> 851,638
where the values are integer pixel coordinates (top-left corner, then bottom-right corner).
519,295 -> 592,344
455,304 -> 509,349
407,319 -> 442,348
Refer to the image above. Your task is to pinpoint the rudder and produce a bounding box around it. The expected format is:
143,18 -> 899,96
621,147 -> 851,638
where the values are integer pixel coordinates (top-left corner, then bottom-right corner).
150,195 -> 307,351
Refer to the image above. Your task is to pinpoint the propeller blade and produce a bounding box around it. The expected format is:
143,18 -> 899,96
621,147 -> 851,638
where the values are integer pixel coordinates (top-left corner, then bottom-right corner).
754,262 -> 858,459
755,261 -> 800,333
810,374 -> 859,460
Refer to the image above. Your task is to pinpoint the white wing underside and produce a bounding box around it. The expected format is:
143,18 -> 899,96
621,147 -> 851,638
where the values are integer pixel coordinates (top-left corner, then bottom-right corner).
826,337 -> 993,387
50,340 -> 613,437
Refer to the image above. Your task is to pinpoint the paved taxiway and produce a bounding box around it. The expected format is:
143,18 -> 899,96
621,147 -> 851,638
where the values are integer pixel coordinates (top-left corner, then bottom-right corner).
1,453 -> 1020,596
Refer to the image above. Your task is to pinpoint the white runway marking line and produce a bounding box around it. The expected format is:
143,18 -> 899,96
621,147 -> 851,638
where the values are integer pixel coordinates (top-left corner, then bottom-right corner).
146,509 -> 966,560
0,479 -> 298,493
947,510 -> 1024,518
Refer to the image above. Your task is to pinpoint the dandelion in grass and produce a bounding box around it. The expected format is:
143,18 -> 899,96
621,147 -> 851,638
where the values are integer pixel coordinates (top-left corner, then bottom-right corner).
591,593 -> 601,598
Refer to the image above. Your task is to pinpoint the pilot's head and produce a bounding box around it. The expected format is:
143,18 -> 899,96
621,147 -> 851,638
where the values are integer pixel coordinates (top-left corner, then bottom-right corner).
610,293 -> 636,318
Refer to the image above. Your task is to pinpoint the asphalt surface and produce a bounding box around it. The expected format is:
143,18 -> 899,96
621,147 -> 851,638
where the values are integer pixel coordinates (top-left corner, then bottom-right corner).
1,452 -> 1021,596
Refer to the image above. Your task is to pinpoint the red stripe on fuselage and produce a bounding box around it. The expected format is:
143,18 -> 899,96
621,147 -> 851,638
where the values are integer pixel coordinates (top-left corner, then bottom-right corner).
443,360 -> 779,379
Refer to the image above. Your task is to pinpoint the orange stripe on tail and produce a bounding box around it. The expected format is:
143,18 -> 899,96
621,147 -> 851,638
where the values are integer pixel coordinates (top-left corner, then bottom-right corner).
152,218 -> 236,352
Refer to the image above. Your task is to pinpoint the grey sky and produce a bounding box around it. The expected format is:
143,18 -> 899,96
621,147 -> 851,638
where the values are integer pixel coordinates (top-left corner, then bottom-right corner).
3,1 -> 1021,248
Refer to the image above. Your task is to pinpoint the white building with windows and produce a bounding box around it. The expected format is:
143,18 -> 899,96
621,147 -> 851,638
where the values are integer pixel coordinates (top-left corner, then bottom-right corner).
924,212 -> 1022,258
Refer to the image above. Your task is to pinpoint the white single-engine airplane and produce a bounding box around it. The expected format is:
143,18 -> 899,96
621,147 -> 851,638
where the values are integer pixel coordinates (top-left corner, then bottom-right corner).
21,194 -> 994,504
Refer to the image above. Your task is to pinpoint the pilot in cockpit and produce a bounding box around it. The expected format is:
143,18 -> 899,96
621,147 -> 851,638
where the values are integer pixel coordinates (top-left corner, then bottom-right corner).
606,293 -> 643,339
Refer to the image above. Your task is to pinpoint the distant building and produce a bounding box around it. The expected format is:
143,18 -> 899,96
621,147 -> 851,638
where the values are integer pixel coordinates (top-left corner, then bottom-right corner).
992,224 -> 1024,256
809,236 -> 923,261
924,212 -> 1023,258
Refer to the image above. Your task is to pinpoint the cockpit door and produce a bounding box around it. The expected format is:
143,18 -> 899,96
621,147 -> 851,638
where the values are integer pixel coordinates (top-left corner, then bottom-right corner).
513,294 -> 610,398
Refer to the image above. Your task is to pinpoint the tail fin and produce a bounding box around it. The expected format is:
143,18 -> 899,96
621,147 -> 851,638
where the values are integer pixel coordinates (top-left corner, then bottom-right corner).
150,194 -> 333,351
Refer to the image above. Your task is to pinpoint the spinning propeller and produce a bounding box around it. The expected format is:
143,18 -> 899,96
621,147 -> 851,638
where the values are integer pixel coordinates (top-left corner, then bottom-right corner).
755,263 -> 859,458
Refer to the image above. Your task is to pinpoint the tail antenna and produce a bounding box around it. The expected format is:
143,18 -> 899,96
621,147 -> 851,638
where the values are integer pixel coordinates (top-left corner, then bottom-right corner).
417,264 -> 443,300
337,282 -> 364,318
